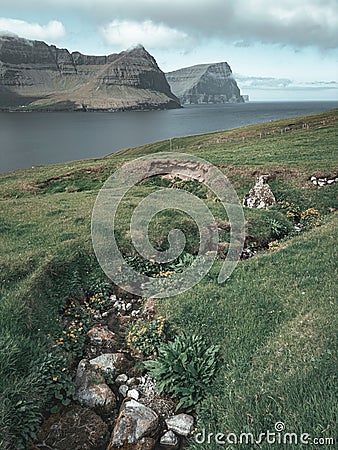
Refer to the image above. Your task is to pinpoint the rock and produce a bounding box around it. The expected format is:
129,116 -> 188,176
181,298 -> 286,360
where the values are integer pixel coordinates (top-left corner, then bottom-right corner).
160,430 -> 179,447
127,389 -> 140,401
76,359 -> 105,387
242,175 -> 276,209
0,36 -> 180,111
165,413 -> 194,437
127,377 -> 139,387
89,353 -> 118,374
119,384 -> 129,397
75,359 -> 116,411
327,179 -> 335,184
166,62 -> 244,104
113,352 -> 134,374
137,375 -> 175,418
87,325 -> 118,355
115,373 -> 128,385
141,297 -> 158,320
108,437 -> 155,450
107,400 -> 158,449
36,405 -> 109,450
76,383 -> 116,411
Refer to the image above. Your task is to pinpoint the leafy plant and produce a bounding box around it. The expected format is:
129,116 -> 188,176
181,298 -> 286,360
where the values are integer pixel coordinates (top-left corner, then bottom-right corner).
127,317 -> 171,357
144,334 -> 220,410
266,217 -> 289,239
173,178 -> 209,199
300,208 -> 321,230
37,351 -> 75,412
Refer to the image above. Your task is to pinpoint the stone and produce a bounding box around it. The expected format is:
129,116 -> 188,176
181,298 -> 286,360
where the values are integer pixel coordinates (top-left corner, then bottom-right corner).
89,353 -> 118,374
137,375 -> 175,418
75,359 -> 105,388
127,389 -> 140,401
108,437 -> 155,450
115,373 -> 128,385
113,352 -> 134,374
75,359 -> 116,411
36,405 -> 108,450
127,377 -> 138,386
107,400 -> 158,449
76,383 -> 116,411
242,175 -> 276,209
165,413 -> 194,437
160,430 -> 179,447
119,384 -> 129,397
87,325 -> 118,354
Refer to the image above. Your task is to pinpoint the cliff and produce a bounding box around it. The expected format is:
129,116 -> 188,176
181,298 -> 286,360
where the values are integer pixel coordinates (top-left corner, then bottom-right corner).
0,36 -> 180,111
166,62 -> 244,104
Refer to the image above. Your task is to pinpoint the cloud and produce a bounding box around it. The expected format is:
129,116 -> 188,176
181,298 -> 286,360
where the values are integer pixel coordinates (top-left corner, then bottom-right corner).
0,18 -> 65,41
235,75 -> 338,90
0,0 -> 337,50
100,20 -> 193,51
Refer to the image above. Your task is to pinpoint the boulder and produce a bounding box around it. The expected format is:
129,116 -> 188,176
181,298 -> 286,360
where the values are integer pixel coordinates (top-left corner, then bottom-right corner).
115,373 -> 128,385
86,325 -> 118,355
89,353 -> 118,374
76,383 -> 116,411
36,405 -> 108,450
75,359 -> 116,412
160,430 -> 179,447
165,413 -> 194,437
243,175 -> 276,209
107,399 -> 158,449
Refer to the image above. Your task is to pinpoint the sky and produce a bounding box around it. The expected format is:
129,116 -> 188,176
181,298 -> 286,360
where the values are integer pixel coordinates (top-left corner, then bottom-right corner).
0,0 -> 337,101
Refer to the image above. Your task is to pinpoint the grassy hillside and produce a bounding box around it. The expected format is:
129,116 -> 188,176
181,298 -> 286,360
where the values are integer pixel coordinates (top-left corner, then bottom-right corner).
0,108 -> 337,449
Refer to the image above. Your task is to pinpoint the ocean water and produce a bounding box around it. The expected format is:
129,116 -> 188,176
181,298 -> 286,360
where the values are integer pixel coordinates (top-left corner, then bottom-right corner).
0,101 -> 337,173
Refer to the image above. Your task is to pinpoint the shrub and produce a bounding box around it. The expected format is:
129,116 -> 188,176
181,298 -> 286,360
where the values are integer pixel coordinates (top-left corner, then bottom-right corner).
127,317 -> 171,357
144,334 -> 220,410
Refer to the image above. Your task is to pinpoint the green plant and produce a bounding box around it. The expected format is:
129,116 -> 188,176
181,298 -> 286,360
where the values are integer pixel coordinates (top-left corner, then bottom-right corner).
276,200 -> 301,222
127,317 -> 171,357
300,208 -> 321,230
37,351 -> 75,412
11,398 -> 42,450
144,334 -> 220,410
266,217 -> 289,239
173,178 -> 209,199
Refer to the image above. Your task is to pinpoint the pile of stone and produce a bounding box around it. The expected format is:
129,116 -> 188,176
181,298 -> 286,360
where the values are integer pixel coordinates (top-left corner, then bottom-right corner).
36,294 -> 194,450
309,175 -> 337,187
242,175 -> 276,209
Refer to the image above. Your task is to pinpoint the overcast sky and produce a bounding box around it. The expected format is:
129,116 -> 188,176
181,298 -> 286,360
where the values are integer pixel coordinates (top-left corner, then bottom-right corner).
1,0 -> 337,100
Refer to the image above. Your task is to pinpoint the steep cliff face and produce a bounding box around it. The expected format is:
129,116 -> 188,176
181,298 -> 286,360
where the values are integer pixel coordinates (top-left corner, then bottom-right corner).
0,36 -> 180,111
166,62 -> 243,104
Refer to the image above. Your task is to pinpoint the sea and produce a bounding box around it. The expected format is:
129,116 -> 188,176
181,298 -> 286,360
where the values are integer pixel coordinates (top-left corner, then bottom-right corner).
0,101 -> 337,174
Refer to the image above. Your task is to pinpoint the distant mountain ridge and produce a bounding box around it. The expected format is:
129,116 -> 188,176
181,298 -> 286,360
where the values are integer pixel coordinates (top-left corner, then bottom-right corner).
166,62 -> 244,104
0,36 -> 180,111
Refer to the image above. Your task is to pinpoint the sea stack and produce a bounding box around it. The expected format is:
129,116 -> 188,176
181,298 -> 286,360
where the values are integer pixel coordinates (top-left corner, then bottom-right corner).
166,62 -> 244,104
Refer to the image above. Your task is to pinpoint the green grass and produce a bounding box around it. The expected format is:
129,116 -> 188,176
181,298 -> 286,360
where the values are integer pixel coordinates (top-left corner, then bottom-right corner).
0,108 -> 337,448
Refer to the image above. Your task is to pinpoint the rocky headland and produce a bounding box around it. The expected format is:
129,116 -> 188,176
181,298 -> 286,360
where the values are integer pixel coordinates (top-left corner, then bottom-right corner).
0,36 -> 180,111
166,62 -> 244,104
